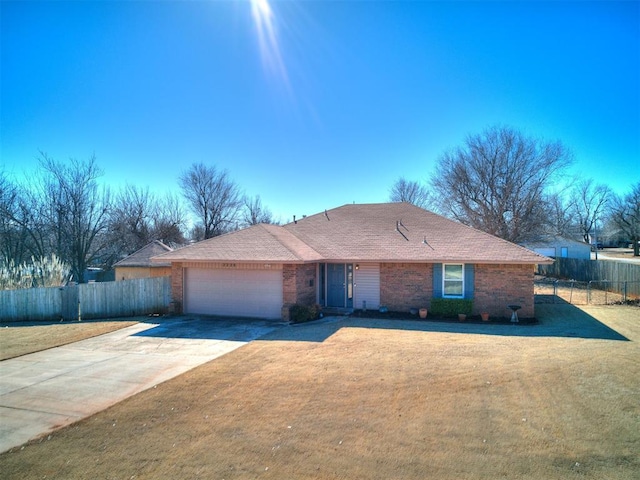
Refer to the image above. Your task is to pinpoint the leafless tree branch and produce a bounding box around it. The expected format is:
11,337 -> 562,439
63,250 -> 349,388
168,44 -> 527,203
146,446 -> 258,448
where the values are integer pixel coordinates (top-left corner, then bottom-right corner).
430,126 -> 573,243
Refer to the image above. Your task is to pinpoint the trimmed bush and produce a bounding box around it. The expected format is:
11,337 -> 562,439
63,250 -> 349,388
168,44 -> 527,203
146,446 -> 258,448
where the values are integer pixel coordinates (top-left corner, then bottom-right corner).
289,303 -> 320,324
430,298 -> 473,317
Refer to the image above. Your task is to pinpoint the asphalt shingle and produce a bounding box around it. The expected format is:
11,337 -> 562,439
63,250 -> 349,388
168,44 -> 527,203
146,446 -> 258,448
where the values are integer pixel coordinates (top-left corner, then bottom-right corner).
154,203 -> 552,265
114,240 -> 173,267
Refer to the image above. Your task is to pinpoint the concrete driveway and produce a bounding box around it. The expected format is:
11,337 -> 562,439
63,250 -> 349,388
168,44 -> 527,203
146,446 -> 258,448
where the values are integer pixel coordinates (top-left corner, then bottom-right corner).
0,317 -> 281,453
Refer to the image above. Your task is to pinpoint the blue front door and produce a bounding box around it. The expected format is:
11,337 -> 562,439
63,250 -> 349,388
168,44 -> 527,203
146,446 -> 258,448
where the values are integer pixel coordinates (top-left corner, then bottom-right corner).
327,264 -> 345,307
326,263 -> 353,308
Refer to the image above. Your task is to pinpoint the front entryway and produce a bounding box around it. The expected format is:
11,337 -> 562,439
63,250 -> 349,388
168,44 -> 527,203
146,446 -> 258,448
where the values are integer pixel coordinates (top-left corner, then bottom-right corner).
322,263 -> 353,308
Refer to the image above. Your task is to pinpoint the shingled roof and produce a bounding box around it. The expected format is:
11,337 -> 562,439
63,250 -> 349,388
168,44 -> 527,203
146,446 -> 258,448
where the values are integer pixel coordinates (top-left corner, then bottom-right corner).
154,203 -> 552,265
115,240 -> 173,267
154,223 -> 323,263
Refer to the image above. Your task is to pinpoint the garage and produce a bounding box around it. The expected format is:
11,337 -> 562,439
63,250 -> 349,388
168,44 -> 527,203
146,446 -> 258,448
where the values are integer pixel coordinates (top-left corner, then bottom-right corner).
184,266 -> 283,319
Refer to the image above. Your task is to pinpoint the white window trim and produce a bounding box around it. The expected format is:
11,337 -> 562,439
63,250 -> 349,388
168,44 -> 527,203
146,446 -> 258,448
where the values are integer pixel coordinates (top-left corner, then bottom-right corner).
443,263 -> 464,298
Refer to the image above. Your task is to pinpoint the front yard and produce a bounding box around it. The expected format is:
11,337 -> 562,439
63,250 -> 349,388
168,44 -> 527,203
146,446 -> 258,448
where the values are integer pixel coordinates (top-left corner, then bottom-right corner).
1,304 -> 638,479
0,319 -> 139,360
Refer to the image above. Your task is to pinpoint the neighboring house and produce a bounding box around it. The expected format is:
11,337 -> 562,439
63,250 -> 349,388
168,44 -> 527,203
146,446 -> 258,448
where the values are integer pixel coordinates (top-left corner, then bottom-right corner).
520,235 -> 591,260
153,203 -> 552,320
114,240 -> 173,281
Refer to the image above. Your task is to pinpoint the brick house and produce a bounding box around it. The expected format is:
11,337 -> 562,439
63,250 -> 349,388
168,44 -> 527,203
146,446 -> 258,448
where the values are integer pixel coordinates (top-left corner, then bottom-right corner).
154,203 -> 551,320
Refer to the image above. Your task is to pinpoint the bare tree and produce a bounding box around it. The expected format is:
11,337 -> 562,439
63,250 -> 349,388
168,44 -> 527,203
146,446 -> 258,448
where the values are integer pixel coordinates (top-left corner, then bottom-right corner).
106,187 -> 188,265
430,126 -> 573,243
38,152 -> 111,283
189,224 -> 206,243
0,172 -> 30,264
151,192 -> 188,246
109,184 -> 153,254
544,192 -> 575,238
610,181 -> 640,256
0,171 -> 50,263
570,179 -> 611,245
5,158 -> 186,279
179,163 -> 243,240
242,195 -> 275,226
389,177 -> 431,209
0,167 -> 77,265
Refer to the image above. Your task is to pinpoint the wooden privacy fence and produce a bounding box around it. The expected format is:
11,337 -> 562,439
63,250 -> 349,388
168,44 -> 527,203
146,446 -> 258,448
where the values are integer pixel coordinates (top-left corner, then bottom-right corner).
0,277 -> 171,322
538,258 -> 640,298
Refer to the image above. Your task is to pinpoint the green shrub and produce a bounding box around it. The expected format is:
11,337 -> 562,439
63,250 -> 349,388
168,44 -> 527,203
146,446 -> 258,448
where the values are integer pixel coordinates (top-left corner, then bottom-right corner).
430,298 -> 473,317
289,303 -> 320,324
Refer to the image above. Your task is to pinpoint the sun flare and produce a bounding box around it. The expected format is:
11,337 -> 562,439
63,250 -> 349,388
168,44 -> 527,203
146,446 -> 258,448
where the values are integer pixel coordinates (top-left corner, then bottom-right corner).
250,0 -> 289,87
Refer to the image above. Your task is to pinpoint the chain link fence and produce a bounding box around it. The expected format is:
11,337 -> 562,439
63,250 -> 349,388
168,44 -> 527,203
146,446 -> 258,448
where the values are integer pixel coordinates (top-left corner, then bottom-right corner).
535,277 -> 640,306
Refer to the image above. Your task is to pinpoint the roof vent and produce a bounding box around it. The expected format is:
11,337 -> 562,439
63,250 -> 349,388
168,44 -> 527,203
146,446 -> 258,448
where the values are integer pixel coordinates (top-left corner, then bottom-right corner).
423,235 -> 435,250
324,209 -> 330,221
395,221 -> 409,241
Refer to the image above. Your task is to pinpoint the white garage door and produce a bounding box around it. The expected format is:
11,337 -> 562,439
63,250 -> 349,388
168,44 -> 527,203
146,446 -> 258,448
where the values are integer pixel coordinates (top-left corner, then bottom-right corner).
185,267 -> 283,319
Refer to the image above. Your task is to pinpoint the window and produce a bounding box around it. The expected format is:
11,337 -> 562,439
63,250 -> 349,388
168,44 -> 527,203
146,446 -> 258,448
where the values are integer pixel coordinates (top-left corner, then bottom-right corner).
560,247 -> 568,258
443,264 -> 464,298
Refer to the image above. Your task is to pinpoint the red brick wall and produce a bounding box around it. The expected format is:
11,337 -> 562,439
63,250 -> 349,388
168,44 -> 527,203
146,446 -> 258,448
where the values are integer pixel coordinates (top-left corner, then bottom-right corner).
380,263 -> 433,312
282,263 -> 317,321
170,263 -> 184,313
283,264 -> 317,306
474,264 -> 535,318
296,264 -> 317,305
282,264 -> 295,306
379,262 -> 535,319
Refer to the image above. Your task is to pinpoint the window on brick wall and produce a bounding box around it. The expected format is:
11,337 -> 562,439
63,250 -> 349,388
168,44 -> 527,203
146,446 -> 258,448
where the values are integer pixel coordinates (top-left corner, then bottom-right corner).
443,264 -> 464,298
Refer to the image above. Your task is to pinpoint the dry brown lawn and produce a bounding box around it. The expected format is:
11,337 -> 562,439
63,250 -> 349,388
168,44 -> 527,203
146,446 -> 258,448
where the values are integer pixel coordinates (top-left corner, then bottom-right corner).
1,305 -> 639,479
598,248 -> 639,261
0,319 -> 139,360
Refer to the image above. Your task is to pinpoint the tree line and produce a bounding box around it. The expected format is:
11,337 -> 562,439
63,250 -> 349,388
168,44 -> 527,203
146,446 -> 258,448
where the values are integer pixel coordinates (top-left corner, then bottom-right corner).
0,153 -> 275,283
2,125 -> 638,286
389,126 -> 639,256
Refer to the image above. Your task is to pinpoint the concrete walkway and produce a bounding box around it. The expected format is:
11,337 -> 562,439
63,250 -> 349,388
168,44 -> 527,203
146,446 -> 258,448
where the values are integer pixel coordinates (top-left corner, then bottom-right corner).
0,317 -> 280,453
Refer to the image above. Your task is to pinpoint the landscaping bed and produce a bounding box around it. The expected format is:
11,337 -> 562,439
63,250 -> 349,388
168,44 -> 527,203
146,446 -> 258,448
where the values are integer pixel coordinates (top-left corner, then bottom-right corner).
349,309 -> 538,324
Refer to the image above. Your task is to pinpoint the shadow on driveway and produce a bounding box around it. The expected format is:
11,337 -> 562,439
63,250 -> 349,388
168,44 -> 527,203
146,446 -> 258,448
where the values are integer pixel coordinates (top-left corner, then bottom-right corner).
132,316 -> 285,342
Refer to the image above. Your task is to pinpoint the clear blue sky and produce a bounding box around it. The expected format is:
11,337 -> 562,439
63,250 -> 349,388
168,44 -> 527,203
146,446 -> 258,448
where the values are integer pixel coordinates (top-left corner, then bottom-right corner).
1,0 -> 639,223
